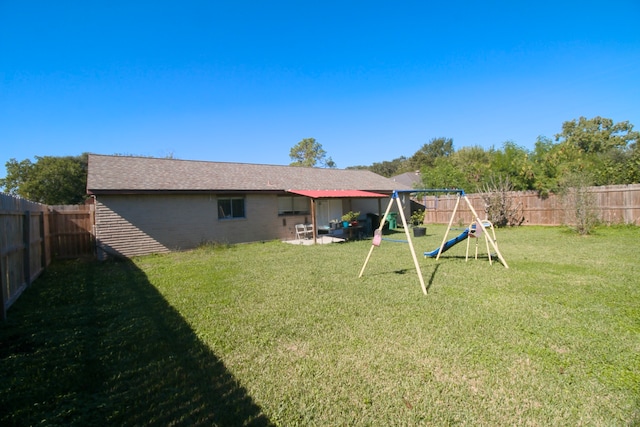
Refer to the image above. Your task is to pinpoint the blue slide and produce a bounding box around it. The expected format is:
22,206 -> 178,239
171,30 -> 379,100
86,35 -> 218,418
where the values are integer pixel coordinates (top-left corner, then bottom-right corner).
424,229 -> 470,258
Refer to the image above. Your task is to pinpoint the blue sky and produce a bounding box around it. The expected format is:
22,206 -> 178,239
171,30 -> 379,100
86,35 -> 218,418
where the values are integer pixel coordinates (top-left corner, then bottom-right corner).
1,1 -> 639,172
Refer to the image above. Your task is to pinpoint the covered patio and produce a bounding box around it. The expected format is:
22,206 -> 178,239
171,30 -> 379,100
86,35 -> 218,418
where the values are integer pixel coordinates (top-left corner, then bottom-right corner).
285,189 -> 390,245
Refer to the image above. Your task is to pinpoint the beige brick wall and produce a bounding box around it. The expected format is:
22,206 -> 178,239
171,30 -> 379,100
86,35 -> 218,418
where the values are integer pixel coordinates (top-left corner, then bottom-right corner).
95,193 -> 305,258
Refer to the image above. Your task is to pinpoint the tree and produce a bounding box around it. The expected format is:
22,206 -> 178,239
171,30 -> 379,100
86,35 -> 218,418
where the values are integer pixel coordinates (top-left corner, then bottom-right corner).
558,171 -> 599,235
479,175 -> 524,227
417,146 -> 486,192
529,136 -> 558,196
1,154 -> 88,204
450,145 -> 493,190
347,116 -> 639,189
554,116 -> 640,185
489,141 -> 535,191
420,157 -> 467,190
555,116 -> 638,154
359,157 -> 408,177
406,137 -> 454,171
289,138 -> 336,168
625,141 -> 640,183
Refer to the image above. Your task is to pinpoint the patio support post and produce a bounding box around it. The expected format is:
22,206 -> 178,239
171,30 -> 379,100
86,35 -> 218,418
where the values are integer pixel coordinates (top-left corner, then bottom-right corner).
311,198 -> 317,244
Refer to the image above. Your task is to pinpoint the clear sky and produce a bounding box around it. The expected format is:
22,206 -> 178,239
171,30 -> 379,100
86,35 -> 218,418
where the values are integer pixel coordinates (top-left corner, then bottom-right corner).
1,1 -> 639,172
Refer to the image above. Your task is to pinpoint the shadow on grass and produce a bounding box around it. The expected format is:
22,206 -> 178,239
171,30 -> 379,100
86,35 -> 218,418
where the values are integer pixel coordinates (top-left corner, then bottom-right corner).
425,263 -> 440,293
0,259 -> 272,426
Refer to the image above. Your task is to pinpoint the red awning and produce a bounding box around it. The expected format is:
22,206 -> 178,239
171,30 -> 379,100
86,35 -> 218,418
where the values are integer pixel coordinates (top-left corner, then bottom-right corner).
287,189 -> 389,199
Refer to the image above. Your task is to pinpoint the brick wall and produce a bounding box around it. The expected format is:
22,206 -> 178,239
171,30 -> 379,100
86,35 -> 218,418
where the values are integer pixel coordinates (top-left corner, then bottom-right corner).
94,193 -> 311,258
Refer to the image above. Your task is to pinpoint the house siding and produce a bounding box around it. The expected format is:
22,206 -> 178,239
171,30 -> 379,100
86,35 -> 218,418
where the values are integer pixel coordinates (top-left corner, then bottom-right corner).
95,193 -> 302,258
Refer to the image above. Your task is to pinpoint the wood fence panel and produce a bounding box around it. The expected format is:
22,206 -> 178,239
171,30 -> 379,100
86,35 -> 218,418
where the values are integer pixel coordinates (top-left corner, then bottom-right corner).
517,192 -> 563,225
1,195 -> 94,319
48,205 -> 95,259
594,184 -> 640,224
422,184 -> 640,226
28,211 -> 47,283
1,211 -> 26,319
43,208 -> 52,267
0,194 -> 49,319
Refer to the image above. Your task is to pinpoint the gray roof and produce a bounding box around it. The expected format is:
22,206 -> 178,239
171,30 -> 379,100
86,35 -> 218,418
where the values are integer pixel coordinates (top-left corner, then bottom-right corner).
391,171 -> 422,189
87,154 -> 410,194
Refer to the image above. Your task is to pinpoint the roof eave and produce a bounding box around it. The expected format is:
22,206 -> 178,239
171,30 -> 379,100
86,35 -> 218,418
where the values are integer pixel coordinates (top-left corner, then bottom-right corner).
87,189 -> 288,196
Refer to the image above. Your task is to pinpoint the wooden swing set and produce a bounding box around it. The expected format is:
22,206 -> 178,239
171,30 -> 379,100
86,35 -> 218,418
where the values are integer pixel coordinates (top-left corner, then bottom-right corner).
358,189 -> 508,295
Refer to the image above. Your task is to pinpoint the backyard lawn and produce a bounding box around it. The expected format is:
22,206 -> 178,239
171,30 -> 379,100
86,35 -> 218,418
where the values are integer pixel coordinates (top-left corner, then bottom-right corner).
1,225 -> 639,425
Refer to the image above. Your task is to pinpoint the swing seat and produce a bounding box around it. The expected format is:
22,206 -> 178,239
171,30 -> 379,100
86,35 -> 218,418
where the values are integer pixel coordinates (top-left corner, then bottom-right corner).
372,229 -> 382,246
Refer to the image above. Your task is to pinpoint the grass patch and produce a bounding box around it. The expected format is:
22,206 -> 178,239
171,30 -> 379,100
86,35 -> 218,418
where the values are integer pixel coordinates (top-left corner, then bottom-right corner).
1,225 -> 639,425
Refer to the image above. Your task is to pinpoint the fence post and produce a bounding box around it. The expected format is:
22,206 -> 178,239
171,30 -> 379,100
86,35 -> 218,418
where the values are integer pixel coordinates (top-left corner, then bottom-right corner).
23,210 -> 31,286
39,211 -> 47,269
0,249 -> 5,321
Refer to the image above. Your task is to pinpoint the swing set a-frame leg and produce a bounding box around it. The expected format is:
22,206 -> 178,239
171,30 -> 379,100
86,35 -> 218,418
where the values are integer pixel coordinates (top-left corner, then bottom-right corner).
433,193 -> 509,268
462,195 -> 509,268
359,193 -> 428,295
435,193 -> 461,260
396,195 -> 428,295
358,195 -> 395,279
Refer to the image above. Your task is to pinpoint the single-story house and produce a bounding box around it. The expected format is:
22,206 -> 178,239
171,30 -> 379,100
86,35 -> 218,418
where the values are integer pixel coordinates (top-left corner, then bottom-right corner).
86,154 -> 411,258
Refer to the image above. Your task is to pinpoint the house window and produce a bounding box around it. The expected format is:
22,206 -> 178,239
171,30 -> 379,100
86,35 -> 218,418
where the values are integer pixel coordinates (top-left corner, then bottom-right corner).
218,197 -> 245,219
278,196 -> 310,215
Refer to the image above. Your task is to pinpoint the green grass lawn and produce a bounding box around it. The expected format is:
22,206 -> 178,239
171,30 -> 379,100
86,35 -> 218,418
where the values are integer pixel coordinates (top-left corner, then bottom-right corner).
1,225 -> 639,425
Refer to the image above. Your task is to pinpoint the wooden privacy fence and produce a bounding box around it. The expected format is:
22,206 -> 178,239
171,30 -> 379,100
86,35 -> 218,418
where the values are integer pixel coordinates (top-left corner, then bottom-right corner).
0,194 -> 94,319
421,183 -> 640,226
48,204 -> 96,259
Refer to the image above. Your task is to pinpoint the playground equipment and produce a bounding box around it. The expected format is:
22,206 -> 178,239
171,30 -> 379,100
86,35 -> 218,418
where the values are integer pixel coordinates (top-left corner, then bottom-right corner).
425,191 -> 508,268
359,189 -> 508,296
424,220 -> 500,265
359,190 -> 428,294
466,220 -> 499,264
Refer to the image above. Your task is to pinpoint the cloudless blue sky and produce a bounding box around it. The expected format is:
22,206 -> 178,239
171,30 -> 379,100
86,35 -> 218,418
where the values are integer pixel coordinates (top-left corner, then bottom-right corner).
1,1 -> 639,172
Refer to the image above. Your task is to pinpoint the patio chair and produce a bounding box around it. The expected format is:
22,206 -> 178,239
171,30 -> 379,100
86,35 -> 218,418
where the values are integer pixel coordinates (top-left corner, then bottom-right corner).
304,223 -> 314,239
295,224 -> 311,239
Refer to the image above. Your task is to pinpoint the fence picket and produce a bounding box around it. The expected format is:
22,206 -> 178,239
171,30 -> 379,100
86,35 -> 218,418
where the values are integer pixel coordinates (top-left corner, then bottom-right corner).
0,195 -> 94,319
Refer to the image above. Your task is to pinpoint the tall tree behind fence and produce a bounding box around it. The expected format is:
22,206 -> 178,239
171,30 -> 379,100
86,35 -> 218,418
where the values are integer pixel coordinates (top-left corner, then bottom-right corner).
0,194 -> 94,319
421,184 -> 640,226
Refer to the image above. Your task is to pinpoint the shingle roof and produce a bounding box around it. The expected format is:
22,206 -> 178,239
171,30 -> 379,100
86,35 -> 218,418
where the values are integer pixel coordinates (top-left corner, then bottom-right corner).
87,154 -> 409,193
391,171 -> 422,188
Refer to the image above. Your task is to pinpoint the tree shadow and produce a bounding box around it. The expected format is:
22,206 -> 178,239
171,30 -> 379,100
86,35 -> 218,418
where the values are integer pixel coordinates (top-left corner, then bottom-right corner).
0,259 -> 272,426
